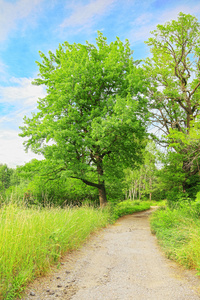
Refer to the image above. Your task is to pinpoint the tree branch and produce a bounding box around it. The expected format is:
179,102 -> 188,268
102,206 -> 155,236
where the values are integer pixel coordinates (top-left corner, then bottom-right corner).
70,176 -> 101,189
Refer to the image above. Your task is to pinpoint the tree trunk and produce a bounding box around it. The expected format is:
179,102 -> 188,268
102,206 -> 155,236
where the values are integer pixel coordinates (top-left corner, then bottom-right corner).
98,182 -> 107,207
139,180 -> 141,200
134,180 -> 137,200
128,189 -> 131,200
71,175 -> 107,207
133,186 -> 135,200
149,177 -> 152,201
97,163 -> 107,207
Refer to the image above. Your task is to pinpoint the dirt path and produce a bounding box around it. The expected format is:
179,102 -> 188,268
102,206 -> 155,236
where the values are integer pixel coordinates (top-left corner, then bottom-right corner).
23,208 -> 200,300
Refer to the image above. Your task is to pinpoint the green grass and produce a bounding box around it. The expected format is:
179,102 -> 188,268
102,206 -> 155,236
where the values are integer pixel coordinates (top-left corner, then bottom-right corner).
0,200 -> 150,299
150,206 -> 200,274
146,199 -> 167,207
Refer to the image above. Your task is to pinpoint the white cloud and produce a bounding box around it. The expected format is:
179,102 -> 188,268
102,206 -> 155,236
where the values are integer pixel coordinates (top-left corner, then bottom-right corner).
132,13 -> 153,26
0,77 -> 46,166
129,3 -> 200,45
0,60 -> 9,82
130,24 -> 155,45
60,0 -> 116,29
0,77 -> 46,131
160,3 -> 200,22
0,129 -> 43,167
0,77 -> 46,107
0,0 -> 43,41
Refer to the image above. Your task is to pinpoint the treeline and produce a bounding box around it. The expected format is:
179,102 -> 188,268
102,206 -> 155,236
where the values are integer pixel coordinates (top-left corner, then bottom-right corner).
2,137 -> 199,208
0,141 -> 160,206
0,164 -> 19,195
0,162 -> 98,206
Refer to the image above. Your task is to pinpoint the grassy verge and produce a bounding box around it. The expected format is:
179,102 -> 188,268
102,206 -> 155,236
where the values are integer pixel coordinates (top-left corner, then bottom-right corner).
150,206 -> 200,274
0,200 -> 150,299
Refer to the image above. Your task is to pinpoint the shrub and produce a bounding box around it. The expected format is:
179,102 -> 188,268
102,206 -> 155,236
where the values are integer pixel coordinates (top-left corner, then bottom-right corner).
113,200 -> 150,219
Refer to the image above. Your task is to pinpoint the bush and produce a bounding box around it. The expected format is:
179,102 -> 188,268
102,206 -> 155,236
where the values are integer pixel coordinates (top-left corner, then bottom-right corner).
113,200 -> 150,219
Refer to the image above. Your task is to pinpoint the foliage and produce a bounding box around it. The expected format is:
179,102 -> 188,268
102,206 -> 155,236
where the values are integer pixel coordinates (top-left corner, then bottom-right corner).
113,200 -> 150,219
9,159 -> 99,206
156,150 -> 200,204
144,12 -> 200,194
5,180 -> 30,205
6,158 -> 126,207
145,12 -> 200,141
156,151 -> 185,202
196,191 -> 200,202
0,164 -> 22,206
123,141 -> 163,201
0,164 -> 14,196
144,199 -> 166,207
150,205 -> 200,273
19,32 -> 148,206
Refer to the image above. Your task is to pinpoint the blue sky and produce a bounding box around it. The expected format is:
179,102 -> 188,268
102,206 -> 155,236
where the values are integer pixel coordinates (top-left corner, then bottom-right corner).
1,0 -> 200,167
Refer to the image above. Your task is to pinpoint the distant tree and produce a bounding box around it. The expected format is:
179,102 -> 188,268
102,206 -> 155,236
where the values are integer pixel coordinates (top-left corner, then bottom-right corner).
20,32 -> 148,207
124,142 -> 158,201
9,168 -> 20,187
144,13 -> 200,194
15,159 -> 99,206
0,164 -> 13,193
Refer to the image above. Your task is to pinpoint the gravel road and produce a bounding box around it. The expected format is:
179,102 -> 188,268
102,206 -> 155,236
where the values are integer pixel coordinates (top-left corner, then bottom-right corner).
23,208 -> 200,300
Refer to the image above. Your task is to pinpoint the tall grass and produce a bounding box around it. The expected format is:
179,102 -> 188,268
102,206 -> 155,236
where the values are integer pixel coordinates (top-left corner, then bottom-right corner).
150,206 -> 200,274
0,204 -> 110,299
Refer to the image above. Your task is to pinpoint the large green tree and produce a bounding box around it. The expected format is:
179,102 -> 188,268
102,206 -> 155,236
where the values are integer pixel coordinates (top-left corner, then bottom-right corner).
20,32 -> 148,206
144,13 -> 200,194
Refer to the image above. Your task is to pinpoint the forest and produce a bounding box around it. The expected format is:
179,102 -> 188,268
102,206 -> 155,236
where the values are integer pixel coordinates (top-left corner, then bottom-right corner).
1,12 -> 200,299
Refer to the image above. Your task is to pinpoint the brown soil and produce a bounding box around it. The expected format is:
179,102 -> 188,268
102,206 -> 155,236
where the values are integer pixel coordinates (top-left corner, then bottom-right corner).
22,208 -> 200,300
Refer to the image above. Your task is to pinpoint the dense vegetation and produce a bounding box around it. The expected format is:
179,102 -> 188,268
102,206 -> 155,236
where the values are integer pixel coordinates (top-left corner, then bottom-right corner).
150,194 -> 200,274
1,11 -> 200,299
